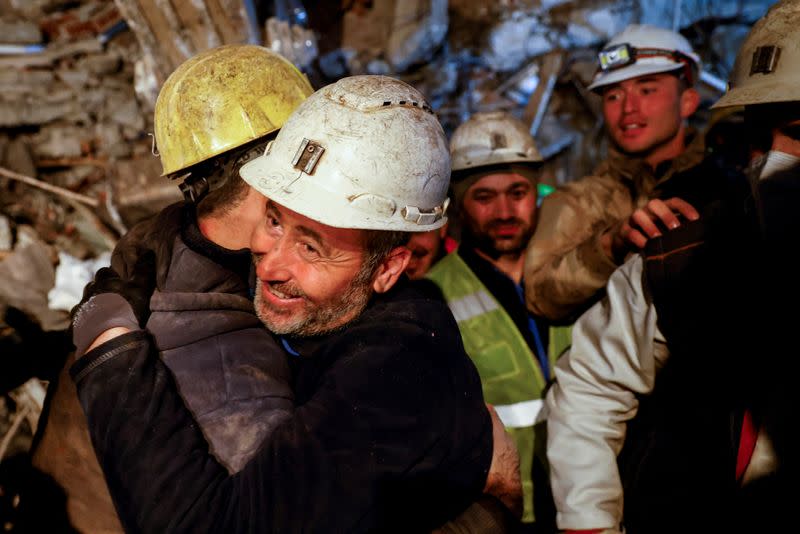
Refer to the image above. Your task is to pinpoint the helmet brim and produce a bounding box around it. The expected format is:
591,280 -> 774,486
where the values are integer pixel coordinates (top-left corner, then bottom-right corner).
588,61 -> 686,91
240,155 -> 448,233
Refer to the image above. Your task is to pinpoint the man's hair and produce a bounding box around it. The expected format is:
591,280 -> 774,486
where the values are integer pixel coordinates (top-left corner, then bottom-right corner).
357,230 -> 410,284
192,136 -> 273,219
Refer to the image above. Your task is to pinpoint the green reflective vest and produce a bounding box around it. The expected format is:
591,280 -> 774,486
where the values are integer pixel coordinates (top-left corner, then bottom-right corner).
427,252 -> 571,524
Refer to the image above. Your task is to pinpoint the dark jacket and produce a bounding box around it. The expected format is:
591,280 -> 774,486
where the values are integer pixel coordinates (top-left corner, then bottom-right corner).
620,173 -> 770,532
71,280 -> 494,533
146,207 -> 292,473
31,203 -> 291,532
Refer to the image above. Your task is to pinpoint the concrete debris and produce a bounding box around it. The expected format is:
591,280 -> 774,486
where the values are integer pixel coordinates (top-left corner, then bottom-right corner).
47,251 -> 111,312
40,2 -> 123,43
640,0 -> 774,29
266,17 -> 319,71
0,226 -> 68,332
0,17 -> 42,44
385,0 -> 448,72
0,216 -> 11,252
29,127 -> 84,160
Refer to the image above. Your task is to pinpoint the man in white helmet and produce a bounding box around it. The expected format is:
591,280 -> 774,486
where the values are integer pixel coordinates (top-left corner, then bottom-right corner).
545,5 -> 799,532
66,76 -> 520,533
427,111 -> 573,531
524,24 -> 716,322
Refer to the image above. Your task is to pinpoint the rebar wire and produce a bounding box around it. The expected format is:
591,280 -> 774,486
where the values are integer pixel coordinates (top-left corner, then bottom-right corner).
0,166 -> 99,207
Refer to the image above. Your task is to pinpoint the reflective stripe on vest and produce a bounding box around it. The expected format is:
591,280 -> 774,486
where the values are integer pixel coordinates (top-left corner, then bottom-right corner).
448,289 -> 498,322
495,399 -> 545,428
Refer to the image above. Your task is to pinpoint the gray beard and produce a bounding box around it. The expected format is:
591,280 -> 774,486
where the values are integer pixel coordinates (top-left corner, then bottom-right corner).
254,275 -> 373,338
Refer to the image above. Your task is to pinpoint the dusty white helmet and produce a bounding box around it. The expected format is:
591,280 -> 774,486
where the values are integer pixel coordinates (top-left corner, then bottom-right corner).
450,111 -> 542,172
588,24 -> 701,92
713,0 -> 800,109
240,75 -> 450,232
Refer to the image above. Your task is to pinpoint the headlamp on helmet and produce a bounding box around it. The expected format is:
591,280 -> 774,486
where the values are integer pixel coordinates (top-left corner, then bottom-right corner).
597,43 -> 696,85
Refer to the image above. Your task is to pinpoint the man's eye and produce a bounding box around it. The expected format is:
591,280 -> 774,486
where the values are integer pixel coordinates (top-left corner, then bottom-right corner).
268,216 -> 280,227
302,243 -> 318,256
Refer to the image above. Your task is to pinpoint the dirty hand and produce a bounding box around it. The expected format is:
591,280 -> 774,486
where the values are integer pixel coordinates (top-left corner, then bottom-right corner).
71,251 -> 156,357
621,197 -> 699,250
483,404 -> 523,518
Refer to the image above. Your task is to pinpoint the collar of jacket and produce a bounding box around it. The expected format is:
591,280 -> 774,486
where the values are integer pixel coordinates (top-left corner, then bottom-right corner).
599,128 -> 707,190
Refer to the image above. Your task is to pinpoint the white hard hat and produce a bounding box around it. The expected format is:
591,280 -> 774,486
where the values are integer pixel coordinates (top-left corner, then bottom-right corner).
240,75 -> 450,232
450,111 -> 542,173
588,24 -> 701,92
713,0 -> 800,109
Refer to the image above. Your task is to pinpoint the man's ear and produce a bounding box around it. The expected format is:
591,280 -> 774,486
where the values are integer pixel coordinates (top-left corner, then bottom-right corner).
438,222 -> 448,239
680,87 -> 701,119
372,246 -> 412,294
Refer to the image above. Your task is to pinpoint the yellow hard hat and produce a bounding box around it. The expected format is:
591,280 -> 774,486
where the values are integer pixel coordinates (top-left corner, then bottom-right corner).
155,44 -> 314,176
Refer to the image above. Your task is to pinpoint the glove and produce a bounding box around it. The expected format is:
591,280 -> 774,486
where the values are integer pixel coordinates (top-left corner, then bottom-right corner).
71,250 -> 156,356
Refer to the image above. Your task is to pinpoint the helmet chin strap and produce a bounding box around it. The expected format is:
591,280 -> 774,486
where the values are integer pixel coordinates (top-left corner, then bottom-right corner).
179,175 -> 210,204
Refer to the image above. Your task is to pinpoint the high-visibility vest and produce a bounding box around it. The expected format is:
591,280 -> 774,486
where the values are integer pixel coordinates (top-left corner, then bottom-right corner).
427,252 -> 571,523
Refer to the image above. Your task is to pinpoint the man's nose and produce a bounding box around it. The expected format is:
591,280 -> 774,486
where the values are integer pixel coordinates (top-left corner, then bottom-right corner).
622,91 -> 638,114
494,195 -> 514,219
254,232 -> 292,281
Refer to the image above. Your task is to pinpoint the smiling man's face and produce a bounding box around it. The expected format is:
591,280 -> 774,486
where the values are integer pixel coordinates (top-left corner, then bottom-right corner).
251,200 -> 374,337
461,172 -> 537,257
601,73 -> 698,166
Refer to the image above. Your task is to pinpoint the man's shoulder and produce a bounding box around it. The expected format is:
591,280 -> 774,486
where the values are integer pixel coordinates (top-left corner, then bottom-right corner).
322,283 -> 468,374
111,202 -> 186,279
357,281 -> 460,339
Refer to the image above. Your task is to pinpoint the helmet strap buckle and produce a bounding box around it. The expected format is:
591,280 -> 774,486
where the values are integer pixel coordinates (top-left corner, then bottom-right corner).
179,175 -> 210,204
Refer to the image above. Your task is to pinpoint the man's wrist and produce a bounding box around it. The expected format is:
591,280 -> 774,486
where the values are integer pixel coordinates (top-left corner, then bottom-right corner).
85,327 -> 132,354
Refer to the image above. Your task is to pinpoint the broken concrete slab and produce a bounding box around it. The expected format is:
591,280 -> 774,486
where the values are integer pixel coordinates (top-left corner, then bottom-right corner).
0,17 -> 42,44
0,226 -> 69,332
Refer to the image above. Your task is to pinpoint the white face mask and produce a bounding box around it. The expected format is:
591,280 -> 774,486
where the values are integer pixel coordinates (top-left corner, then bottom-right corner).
757,150 -> 800,181
746,150 -> 800,201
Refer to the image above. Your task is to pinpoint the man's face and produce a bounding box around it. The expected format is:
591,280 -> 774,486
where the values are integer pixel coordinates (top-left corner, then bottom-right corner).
602,73 -> 692,159
405,228 -> 445,280
461,172 -> 537,256
251,200 -> 374,337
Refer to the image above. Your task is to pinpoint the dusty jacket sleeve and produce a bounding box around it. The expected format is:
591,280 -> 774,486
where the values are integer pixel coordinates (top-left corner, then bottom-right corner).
524,173 -> 635,321
71,327 -> 490,533
545,255 -> 668,531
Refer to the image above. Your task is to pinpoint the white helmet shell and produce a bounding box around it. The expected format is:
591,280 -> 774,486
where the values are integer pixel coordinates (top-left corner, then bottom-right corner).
588,24 -> 701,91
713,0 -> 800,109
240,75 -> 450,232
450,111 -> 542,173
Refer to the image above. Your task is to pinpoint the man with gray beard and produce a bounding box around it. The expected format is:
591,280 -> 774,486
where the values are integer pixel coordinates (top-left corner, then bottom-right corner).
68,75 -> 521,533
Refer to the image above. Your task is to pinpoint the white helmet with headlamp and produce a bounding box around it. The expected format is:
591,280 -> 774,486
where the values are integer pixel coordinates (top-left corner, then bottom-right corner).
588,24 -> 701,92
239,75 -> 450,233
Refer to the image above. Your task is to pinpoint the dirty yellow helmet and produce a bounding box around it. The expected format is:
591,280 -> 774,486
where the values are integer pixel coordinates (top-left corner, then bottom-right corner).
713,0 -> 800,109
155,44 -> 314,176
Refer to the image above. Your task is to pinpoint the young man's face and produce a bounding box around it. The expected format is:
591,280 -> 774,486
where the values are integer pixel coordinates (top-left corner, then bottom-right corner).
251,200 -> 375,337
601,73 -> 697,162
461,172 -> 537,257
